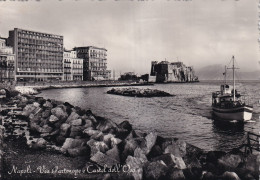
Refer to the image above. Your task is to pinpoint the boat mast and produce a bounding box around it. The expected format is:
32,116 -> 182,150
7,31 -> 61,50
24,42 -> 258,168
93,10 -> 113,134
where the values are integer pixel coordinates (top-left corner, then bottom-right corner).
224,65 -> 227,84
232,56 -> 235,101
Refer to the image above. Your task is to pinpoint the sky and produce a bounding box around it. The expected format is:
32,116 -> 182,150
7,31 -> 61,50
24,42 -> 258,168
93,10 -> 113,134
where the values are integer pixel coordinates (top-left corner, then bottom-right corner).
0,0 -> 259,76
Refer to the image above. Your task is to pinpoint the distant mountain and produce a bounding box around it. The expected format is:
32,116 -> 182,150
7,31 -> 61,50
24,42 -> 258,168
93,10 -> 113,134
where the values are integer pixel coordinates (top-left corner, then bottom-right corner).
195,64 -> 260,80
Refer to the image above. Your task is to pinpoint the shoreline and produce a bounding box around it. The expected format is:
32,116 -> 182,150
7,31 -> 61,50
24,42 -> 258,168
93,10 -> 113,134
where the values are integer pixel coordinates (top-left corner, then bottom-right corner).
0,88 -> 259,179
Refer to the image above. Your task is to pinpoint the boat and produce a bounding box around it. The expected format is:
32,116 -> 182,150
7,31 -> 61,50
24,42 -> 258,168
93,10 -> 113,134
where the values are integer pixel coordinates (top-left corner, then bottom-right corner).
211,56 -> 253,122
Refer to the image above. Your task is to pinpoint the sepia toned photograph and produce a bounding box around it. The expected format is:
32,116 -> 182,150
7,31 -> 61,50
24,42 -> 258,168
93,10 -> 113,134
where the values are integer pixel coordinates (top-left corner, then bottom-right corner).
0,0 -> 259,179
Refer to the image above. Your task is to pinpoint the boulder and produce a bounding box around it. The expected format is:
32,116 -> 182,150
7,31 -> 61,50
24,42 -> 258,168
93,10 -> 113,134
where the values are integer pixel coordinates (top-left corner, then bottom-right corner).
144,161 -> 168,180
218,154 -> 242,169
87,140 -> 109,156
118,121 -> 132,132
87,115 -> 98,124
97,119 -> 118,133
206,151 -> 226,164
22,104 -> 36,117
110,137 -> 122,148
221,171 -> 240,180
90,151 -> 119,168
144,132 -> 157,155
83,129 -> 101,137
166,168 -> 186,180
41,125 -> 53,133
163,140 -> 186,158
42,109 -> 51,119
90,131 -> 104,141
59,123 -> 71,137
70,119 -> 82,126
61,138 -> 85,150
49,115 -> 59,123
125,156 -> 145,180
147,145 -> 163,159
202,171 -> 216,180
134,147 -> 147,163
83,120 -> 93,128
66,111 -> 80,124
43,100 -> 53,108
152,153 -> 186,169
69,125 -> 84,138
106,146 -> 120,162
31,138 -> 48,149
51,107 -> 68,121
244,154 -> 259,173
103,133 -> 115,147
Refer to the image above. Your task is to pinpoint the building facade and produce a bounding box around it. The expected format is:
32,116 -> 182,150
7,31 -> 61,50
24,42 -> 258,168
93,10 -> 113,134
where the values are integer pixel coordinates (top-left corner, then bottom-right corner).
63,50 -> 83,81
150,61 -> 198,83
74,46 -> 111,81
0,37 -> 15,82
7,28 -> 63,82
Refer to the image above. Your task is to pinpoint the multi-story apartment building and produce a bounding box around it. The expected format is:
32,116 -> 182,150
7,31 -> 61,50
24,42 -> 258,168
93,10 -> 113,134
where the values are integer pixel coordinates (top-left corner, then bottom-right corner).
0,37 -> 15,82
7,28 -> 63,82
63,50 -> 83,81
74,46 -> 111,81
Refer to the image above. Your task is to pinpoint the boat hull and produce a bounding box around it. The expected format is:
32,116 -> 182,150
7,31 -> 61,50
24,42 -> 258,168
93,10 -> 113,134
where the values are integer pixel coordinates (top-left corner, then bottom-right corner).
212,106 -> 253,122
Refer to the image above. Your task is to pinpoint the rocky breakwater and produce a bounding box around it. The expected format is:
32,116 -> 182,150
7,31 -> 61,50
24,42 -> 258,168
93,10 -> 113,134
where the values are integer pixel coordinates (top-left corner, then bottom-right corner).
107,88 -> 173,97
0,89 -> 259,180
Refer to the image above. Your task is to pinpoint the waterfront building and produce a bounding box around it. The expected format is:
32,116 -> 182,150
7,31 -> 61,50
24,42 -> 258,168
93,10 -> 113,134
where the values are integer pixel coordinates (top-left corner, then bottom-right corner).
0,37 -> 15,82
150,60 -> 198,83
7,28 -> 63,82
63,49 -> 83,81
74,46 -> 111,81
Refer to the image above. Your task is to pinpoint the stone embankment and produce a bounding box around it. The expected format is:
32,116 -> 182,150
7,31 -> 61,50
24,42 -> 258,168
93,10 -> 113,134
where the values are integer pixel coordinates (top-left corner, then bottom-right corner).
107,88 -> 173,97
0,88 -> 259,180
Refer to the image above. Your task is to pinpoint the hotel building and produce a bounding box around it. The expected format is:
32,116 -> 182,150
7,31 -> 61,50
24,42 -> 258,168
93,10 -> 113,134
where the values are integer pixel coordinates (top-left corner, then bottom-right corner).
74,46 -> 111,81
7,28 -> 63,82
63,50 -> 83,81
0,37 -> 15,82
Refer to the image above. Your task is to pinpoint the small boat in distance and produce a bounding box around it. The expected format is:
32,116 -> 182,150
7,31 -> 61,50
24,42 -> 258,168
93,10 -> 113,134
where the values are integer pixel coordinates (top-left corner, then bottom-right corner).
212,56 -> 253,122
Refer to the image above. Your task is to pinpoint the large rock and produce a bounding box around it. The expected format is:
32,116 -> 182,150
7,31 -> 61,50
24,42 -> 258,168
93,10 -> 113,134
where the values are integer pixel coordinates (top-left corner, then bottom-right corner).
121,138 -> 146,162
87,140 -> 109,156
59,123 -> 71,137
69,125 -> 84,138
134,147 -> 148,163
166,168 -> 186,180
41,125 -> 53,133
110,137 -> 122,148
61,138 -> 85,150
163,140 -> 187,158
144,132 -> 157,155
83,129 -> 101,137
83,119 -> 93,129
22,104 -> 37,117
42,109 -> 51,118
218,154 -> 242,169
125,156 -> 145,180
103,133 -> 115,147
144,161 -> 168,180
31,138 -> 48,149
51,107 -> 68,121
49,115 -> 59,123
152,153 -> 186,169
221,171 -> 240,180
97,119 -> 118,133
90,151 -> 119,168
243,154 -> 259,173
70,119 -> 82,126
66,111 -> 80,124
43,100 -> 53,108
118,121 -> 132,132
106,146 -> 120,162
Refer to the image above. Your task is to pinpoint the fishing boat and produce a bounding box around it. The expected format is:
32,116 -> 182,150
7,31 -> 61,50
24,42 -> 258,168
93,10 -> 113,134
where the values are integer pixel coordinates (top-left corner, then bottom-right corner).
212,56 -> 253,122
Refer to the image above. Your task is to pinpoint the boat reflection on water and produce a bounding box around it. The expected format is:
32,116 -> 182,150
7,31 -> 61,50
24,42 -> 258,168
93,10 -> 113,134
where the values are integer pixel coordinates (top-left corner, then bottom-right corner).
212,113 -> 244,132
